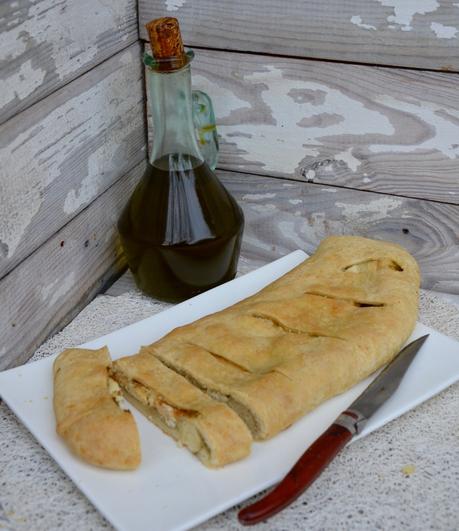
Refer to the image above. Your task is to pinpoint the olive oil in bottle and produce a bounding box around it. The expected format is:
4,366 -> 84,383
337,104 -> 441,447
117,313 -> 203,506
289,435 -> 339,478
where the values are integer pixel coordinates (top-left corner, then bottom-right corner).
118,18 -> 244,302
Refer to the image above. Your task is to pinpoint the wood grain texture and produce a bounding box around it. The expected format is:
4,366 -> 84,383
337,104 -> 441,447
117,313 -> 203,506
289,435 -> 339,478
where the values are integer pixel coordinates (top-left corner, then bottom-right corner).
105,169 -> 459,296
0,42 -> 146,280
169,48 -> 459,204
0,0 -> 138,124
139,0 -> 459,72
0,160 -> 145,370
219,171 -> 459,293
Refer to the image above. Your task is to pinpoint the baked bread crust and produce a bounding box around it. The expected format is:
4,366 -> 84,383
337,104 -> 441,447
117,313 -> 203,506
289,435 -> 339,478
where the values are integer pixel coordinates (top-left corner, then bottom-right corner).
111,350 -> 252,467
53,347 -> 141,470
147,236 -> 420,440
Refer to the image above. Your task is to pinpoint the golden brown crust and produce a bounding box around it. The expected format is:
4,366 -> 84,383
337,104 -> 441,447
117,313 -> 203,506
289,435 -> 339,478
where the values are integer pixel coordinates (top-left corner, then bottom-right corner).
147,236 -> 420,440
111,350 -> 252,467
53,347 -> 141,470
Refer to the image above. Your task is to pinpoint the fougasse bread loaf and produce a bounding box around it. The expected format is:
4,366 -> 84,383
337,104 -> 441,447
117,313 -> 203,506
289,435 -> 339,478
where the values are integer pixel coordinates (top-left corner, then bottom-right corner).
111,349 -> 252,467
144,235 -> 420,441
53,346 -> 141,470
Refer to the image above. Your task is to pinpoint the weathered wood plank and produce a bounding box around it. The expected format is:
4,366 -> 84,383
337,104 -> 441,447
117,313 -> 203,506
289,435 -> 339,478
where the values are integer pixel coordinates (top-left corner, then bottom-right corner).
105,169 -> 459,297
0,160 -> 145,370
169,48 -> 459,204
220,171 -> 459,293
0,0 -> 138,124
140,0 -> 459,72
0,42 -> 146,280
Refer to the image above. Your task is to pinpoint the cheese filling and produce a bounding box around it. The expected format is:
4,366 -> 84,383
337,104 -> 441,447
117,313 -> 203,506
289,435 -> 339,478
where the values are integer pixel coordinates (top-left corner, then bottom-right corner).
111,372 -> 185,429
155,399 -> 178,428
107,376 -> 127,410
111,371 -> 209,457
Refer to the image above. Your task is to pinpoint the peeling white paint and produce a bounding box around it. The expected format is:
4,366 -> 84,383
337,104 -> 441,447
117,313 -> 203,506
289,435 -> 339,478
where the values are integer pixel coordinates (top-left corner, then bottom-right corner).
378,0 -> 440,31
193,66 -> 393,175
289,199 -> 303,205
278,215 -> 342,246
242,193 -> 276,200
243,234 -> 277,253
369,96 -> 459,159
350,16 -> 377,30
380,0 -> 440,28
119,50 -> 133,65
363,177 -> 371,183
321,188 -> 337,192
334,147 -> 361,172
41,277 -> 59,301
430,22 -> 458,39
41,272 -> 76,307
305,169 -> 316,180
1,0 -> 133,109
165,0 -> 186,10
0,51 -> 142,256
336,197 -> 402,222
64,141 -> 111,214
278,221 -> 310,249
249,203 -> 278,214
0,60 -> 46,103
192,74 -> 250,119
377,0 -> 440,31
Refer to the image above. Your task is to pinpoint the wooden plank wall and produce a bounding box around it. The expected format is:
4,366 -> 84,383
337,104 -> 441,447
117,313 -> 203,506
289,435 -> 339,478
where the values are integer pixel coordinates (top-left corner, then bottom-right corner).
139,1 -> 459,294
2,1 -> 459,368
140,0 -> 459,71
1,0 -> 138,123
0,1 -> 146,368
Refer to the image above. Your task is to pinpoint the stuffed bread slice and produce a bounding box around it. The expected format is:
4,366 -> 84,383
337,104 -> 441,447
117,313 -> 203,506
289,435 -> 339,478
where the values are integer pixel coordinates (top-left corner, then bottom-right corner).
146,235 -> 420,440
53,346 -> 141,470
111,350 -> 252,467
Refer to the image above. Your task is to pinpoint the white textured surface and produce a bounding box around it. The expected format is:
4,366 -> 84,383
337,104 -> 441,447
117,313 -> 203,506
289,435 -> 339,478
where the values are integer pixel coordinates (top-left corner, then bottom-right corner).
1,271 -> 459,530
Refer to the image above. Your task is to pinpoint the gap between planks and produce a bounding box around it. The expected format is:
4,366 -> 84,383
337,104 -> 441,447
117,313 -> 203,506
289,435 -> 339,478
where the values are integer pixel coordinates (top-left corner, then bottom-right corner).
0,160 -> 146,370
138,0 -> 459,72
0,39 -> 141,130
0,156 -> 144,286
105,168 -> 459,296
1,42 -> 146,281
219,167 -> 459,207
0,0 -> 139,126
141,39 -> 459,78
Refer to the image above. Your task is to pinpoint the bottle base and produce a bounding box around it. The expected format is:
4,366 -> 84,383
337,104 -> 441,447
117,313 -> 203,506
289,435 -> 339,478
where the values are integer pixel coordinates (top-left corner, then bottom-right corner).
133,270 -> 238,303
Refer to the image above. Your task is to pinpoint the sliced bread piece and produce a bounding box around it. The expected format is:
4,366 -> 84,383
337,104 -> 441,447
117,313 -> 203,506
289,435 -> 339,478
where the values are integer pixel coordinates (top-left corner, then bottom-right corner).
53,346 -> 141,470
111,349 -> 252,467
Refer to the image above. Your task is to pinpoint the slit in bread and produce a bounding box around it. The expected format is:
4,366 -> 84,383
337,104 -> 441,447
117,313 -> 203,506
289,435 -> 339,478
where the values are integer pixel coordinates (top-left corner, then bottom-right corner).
111,350 -> 252,467
142,236 -> 420,441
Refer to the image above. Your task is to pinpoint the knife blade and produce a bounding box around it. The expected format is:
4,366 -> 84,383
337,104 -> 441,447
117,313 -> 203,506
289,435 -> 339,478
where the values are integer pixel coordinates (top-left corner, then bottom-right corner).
238,334 -> 429,526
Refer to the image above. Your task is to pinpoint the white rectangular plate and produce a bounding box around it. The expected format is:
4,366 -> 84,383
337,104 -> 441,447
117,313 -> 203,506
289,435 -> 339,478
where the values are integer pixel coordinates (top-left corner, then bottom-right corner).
1,251 -> 459,531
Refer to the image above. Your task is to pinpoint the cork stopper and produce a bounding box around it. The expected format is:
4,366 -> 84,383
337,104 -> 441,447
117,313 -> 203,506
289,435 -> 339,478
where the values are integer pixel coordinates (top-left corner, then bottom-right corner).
145,17 -> 187,70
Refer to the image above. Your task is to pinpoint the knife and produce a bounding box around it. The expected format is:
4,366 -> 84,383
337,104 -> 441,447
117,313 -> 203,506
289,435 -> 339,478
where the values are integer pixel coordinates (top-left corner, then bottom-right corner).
238,334 -> 429,526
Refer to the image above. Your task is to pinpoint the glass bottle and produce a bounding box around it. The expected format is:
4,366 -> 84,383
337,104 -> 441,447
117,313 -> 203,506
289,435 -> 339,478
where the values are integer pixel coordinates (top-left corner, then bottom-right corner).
118,17 -> 244,302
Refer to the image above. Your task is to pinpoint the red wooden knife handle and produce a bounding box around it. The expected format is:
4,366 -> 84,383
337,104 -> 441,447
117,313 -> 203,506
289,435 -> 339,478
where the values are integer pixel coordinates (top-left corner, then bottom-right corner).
238,423 -> 354,525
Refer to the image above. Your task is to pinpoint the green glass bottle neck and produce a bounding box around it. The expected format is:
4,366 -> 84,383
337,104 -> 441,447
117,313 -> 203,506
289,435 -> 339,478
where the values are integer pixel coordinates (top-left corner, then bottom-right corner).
147,64 -> 204,168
